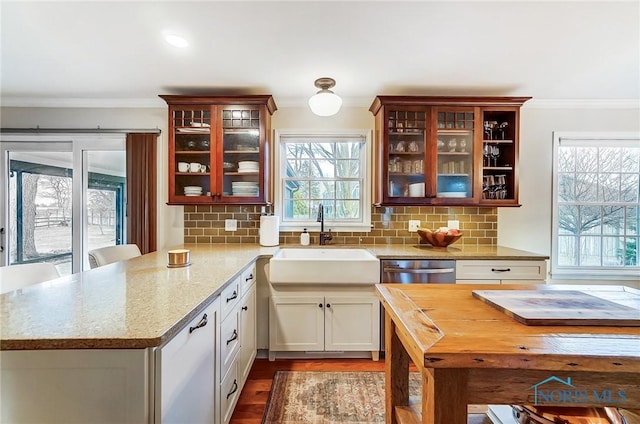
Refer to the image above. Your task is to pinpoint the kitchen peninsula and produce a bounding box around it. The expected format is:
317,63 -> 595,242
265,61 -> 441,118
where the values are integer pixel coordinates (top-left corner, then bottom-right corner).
1,243 -> 548,423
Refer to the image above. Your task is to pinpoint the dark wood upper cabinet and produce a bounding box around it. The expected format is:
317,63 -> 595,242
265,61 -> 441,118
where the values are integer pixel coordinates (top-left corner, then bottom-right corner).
160,95 -> 277,205
369,96 -> 530,207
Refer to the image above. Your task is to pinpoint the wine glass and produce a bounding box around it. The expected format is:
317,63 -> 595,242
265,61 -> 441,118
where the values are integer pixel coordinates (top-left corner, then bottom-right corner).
483,122 -> 492,140
483,144 -> 491,166
491,146 -> 500,167
498,122 -> 509,140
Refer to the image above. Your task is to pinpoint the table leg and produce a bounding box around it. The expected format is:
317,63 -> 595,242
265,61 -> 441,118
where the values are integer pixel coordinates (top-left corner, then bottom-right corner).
385,311 -> 410,424
422,368 -> 469,424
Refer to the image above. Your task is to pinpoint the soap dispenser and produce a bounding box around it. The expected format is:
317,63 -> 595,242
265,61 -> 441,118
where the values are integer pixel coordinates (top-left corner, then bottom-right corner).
300,228 -> 310,246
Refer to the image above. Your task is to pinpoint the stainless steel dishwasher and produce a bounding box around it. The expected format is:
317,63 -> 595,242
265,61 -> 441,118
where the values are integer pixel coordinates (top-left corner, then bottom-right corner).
379,259 -> 455,353
380,259 -> 456,284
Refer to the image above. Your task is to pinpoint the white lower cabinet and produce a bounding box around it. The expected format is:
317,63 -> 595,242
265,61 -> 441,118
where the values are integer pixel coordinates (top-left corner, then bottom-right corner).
0,298 -> 221,424
156,297 -> 219,424
218,262 -> 258,424
0,349 -> 150,423
455,260 -> 547,284
268,287 -> 380,358
239,281 -> 257,383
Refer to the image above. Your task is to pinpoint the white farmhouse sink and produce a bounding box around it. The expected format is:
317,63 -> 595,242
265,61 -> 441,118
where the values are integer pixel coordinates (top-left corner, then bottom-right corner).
269,248 -> 380,284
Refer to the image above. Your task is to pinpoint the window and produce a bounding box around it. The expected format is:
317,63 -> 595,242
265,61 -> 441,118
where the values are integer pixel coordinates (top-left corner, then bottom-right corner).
275,130 -> 371,232
1,135 -> 126,273
551,132 -> 639,280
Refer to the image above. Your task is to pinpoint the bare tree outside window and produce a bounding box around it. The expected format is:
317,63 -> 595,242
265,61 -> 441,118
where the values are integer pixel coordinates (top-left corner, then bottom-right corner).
283,140 -> 362,222
555,139 -> 639,273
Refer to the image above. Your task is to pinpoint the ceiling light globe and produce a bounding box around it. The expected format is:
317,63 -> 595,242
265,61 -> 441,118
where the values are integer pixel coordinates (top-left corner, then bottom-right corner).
308,91 -> 343,117
165,34 -> 188,48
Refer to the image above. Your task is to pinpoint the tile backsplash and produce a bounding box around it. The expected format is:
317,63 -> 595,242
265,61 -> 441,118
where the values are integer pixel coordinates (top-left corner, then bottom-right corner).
184,205 -> 497,246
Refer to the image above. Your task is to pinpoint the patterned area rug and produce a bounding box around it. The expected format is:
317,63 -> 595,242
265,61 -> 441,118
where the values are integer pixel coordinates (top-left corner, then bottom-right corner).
262,371 -> 421,424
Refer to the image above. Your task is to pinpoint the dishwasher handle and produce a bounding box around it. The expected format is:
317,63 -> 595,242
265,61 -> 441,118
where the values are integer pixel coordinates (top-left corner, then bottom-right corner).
383,266 -> 455,274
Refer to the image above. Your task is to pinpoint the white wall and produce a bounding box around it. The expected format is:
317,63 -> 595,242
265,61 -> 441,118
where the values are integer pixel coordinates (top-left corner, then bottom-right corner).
2,103 -> 639,272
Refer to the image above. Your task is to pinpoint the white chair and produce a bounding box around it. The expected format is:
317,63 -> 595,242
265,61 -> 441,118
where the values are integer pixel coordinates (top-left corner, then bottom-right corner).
88,244 -> 142,269
0,263 -> 60,294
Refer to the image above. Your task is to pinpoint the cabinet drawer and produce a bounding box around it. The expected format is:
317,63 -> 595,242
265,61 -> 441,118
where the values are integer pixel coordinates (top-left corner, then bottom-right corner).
456,260 -> 547,281
241,263 -> 256,295
156,298 -> 218,423
221,276 -> 240,319
220,309 -> 240,375
220,359 -> 239,424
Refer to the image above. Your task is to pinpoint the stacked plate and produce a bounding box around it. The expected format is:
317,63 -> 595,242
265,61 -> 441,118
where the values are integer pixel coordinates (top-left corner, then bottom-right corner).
237,161 -> 259,173
184,186 -> 203,196
231,181 -> 259,196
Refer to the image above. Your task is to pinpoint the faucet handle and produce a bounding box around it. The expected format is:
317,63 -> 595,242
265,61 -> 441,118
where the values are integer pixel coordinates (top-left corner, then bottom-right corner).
325,229 -> 333,241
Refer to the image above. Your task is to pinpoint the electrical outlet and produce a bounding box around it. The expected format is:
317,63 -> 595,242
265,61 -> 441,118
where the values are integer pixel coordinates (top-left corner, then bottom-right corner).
225,219 -> 238,232
408,220 -> 420,232
447,220 -> 460,230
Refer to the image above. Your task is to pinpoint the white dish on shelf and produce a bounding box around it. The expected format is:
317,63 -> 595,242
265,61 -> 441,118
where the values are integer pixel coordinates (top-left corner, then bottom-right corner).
184,194 -> 202,197
437,191 -> 467,198
190,122 -> 210,128
177,128 -> 209,133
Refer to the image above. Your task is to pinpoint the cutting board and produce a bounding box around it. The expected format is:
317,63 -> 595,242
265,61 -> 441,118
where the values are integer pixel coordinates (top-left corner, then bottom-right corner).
472,290 -> 640,326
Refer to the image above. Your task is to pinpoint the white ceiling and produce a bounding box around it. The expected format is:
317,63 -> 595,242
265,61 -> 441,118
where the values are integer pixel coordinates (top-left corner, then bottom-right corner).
1,1 -> 639,109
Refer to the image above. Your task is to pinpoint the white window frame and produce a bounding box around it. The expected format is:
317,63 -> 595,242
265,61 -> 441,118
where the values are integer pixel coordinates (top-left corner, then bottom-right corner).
551,131 -> 640,281
274,129 -> 372,232
0,133 -> 126,272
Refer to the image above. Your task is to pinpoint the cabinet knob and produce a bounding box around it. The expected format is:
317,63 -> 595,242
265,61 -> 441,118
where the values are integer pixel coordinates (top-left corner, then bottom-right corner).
242,306 -> 248,311
326,303 -> 331,308
318,303 -> 323,308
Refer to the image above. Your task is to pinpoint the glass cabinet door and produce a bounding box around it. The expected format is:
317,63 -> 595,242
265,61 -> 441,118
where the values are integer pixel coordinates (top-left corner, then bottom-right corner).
221,107 -> 261,200
435,109 -> 474,199
386,110 -> 426,199
171,107 -> 212,199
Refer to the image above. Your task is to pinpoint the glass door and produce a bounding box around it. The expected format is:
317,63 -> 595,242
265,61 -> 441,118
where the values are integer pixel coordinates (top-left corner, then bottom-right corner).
1,135 -> 126,274
3,146 -> 73,275
170,107 -> 212,200
221,106 -> 262,201
386,109 -> 426,199
435,109 -> 474,199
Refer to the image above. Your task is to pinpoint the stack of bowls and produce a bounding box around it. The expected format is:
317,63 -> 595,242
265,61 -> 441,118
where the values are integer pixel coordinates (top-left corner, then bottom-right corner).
184,186 -> 203,196
231,181 -> 259,196
237,161 -> 259,173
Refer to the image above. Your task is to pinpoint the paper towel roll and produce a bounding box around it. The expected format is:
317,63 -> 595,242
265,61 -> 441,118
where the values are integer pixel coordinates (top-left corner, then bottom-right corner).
259,216 -> 280,246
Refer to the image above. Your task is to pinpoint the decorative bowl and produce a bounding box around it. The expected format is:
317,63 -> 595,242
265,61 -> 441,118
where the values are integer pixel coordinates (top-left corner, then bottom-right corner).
417,229 -> 462,248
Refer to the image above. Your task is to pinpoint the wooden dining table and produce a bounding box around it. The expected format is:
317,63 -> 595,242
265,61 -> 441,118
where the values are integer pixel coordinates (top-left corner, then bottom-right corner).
375,284 -> 640,424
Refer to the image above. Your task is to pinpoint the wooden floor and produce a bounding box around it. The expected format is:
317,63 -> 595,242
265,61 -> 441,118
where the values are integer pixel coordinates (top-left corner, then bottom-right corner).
229,357 -> 386,424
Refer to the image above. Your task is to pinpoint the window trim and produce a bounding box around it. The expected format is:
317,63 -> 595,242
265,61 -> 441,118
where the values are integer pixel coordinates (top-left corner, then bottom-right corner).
551,131 -> 640,281
274,129 -> 372,232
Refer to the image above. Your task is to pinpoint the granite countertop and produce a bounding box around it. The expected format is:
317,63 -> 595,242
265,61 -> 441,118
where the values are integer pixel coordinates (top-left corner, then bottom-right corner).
0,243 -> 547,351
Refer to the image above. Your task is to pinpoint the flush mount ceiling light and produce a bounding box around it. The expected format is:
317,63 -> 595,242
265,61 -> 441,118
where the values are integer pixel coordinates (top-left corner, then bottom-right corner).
308,77 -> 343,117
164,33 -> 188,48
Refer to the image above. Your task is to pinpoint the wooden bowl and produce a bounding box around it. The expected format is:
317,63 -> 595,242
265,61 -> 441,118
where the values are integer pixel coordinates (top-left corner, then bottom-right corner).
417,229 -> 462,248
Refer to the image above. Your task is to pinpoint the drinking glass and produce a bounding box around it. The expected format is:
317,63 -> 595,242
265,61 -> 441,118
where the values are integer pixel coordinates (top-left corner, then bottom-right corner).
483,145 -> 491,167
491,146 -> 500,167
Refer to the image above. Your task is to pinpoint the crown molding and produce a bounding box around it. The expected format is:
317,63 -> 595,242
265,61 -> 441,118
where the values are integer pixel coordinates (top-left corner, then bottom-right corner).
1,97 -> 639,110
1,97 -> 166,108
524,99 -> 640,109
